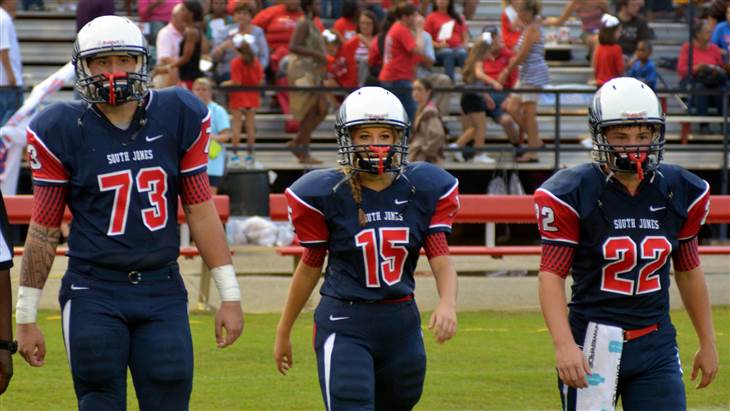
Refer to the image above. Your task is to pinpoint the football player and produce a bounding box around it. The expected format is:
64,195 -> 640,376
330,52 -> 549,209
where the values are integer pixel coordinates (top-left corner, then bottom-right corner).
0,188 -> 13,396
14,16 -> 243,410
274,86 -> 459,410
536,77 -> 718,410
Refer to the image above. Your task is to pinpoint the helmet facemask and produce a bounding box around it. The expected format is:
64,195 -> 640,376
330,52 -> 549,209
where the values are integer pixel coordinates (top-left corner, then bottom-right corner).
591,121 -> 665,181
75,51 -> 149,105
336,121 -> 410,176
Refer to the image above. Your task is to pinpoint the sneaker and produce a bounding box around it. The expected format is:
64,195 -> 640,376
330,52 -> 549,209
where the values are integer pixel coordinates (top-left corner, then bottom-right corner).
448,143 -> 465,163
243,154 -> 255,168
473,153 -> 496,164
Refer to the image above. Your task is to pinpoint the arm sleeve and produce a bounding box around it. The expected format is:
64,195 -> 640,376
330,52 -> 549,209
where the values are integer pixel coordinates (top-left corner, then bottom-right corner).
302,245 -> 328,267
428,180 -> 460,234
31,185 -> 68,227
539,243 -> 576,278
180,171 -> 212,205
533,188 -> 580,246
672,236 -> 701,273
26,127 -> 70,185
285,187 -> 329,246
424,231 -> 449,259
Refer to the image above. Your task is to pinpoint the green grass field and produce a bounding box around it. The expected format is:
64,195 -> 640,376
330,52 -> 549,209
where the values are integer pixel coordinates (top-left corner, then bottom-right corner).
0,308 -> 728,410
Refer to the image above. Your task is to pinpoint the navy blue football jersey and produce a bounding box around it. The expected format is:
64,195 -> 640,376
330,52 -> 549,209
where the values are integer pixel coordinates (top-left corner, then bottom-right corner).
26,88 -> 211,270
535,163 -> 710,329
286,162 -> 460,301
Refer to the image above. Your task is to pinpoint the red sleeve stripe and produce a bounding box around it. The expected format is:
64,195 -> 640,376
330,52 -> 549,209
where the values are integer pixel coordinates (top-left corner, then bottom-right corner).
27,127 -> 70,183
439,180 -> 459,200
429,181 -> 460,229
180,111 -> 212,174
678,180 -> 710,240
302,246 -> 328,267
180,171 -> 213,205
535,188 -> 579,217
424,231 -> 449,259
31,185 -> 68,227
539,243 -> 576,278
285,188 -> 325,216
672,237 -> 701,272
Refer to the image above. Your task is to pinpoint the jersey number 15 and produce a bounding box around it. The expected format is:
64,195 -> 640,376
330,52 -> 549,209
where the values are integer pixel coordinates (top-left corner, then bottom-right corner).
355,228 -> 410,288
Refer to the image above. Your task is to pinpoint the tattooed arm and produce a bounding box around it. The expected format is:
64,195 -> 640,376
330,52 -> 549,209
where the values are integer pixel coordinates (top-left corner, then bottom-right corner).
16,185 -> 67,367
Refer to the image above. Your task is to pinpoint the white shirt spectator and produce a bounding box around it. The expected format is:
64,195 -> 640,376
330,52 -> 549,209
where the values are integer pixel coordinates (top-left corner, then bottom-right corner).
156,23 -> 184,62
0,7 -> 23,86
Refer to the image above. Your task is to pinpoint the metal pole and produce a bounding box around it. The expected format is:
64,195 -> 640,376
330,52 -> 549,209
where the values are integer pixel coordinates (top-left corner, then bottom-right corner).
720,88 -> 729,239
554,92 -> 561,171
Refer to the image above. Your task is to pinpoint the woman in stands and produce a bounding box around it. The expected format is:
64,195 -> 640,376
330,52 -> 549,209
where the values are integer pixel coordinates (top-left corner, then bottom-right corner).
424,0 -> 470,81
409,78 -> 447,164
274,86 -> 458,410
169,1 -> 206,90
500,0 -> 549,163
347,9 -> 379,86
544,0 -> 610,61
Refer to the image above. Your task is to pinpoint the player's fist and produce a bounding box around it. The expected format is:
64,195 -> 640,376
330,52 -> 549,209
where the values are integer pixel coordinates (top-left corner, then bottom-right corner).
16,323 -> 46,367
215,301 -> 244,348
428,301 -> 457,344
555,341 -> 590,389
274,328 -> 293,376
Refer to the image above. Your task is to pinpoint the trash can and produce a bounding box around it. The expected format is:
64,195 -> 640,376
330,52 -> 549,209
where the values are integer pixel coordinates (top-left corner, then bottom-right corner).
219,169 -> 270,216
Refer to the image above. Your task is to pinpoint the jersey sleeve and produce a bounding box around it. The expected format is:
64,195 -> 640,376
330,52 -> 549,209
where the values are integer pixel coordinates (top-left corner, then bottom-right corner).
176,88 -> 211,176
26,126 -> 70,186
678,178 -> 710,241
285,184 -> 329,247
533,188 -> 580,246
429,179 -> 460,234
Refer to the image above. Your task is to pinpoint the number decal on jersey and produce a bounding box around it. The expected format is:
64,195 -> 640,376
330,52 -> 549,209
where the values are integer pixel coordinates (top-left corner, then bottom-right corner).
601,236 -> 672,296
97,168 -> 169,236
27,144 -> 42,170
355,228 -> 410,288
537,205 -> 559,232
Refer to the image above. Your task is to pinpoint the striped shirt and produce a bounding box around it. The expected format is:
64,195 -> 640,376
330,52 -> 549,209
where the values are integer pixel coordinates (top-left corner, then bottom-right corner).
516,26 -> 550,87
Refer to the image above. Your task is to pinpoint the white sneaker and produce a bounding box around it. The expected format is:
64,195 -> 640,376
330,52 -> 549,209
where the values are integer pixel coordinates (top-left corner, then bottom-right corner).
473,153 -> 496,164
449,143 -> 465,163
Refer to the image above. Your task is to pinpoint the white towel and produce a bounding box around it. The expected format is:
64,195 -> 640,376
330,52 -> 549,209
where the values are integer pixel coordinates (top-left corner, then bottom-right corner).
576,322 -> 623,411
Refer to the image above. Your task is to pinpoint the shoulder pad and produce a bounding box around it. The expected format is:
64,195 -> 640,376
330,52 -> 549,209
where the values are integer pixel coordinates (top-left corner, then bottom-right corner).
403,162 -> 458,197
288,168 -> 346,199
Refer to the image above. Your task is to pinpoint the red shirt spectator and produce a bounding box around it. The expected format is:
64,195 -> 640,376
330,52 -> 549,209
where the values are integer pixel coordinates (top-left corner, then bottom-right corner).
333,17 -> 357,41
501,5 -> 522,50
327,46 -> 358,88
424,10 -> 468,49
593,43 -> 624,86
251,4 -> 302,53
677,41 -> 724,79
379,21 -> 420,82
367,36 -> 383,70
229,56 -> 264,109
483,47 -> 518,88
138,0 -> 178,23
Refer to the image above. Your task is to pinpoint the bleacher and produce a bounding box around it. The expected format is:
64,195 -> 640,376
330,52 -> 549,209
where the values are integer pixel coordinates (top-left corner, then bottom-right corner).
12,0 -> 728,174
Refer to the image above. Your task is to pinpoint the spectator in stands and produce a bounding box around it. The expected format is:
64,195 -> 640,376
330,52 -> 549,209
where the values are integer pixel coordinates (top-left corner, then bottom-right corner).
711,4 -> 730,55
627,40 -> 657,89
424,0 -> 470,81
409,77 -> 447,164
616,0 -> 653,58
167,1 -> 207,90
192,77 -> 231,193
333,0 -> 359,42
154,4 -> 186,87
211,3 -> 269,83
707,0 -> 729,29
422,0 -> 477,19
323,30 -> 358,91
205,0 -> 234,50
227,0 -> 263,15
367,8 -> 399,84
414,12 -> 453,116
347,9 -> 379,86
500,0 -> 549,163
501,0 -> 523,50
545,0 -> 610,61
678,19 -> 728,133
222,34 -> 264,163
139,0 -> 180,64
287,0 -> 328,164
75,0 -> 114,33
593,14 -> 625,87
379,3 -> 426,121
0,0 -> 22,127
252,0 -> 303,78
453,36 -> 495,164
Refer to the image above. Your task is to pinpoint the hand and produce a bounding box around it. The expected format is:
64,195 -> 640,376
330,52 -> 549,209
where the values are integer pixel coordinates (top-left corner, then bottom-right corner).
16,323 -> 46,367
691,344 -> 719,389
428,301 -> 457,344
555,341 -> 590,389
497,71 -> 508,85
485,95 -> 496,111
274,328 -> 293,375
491,80 -> 503,91
214,301 -> 244,348
0,350 -> 12,395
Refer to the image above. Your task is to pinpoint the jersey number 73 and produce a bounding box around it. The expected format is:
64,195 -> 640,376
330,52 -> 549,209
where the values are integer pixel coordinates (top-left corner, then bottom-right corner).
98,167 -> 169,236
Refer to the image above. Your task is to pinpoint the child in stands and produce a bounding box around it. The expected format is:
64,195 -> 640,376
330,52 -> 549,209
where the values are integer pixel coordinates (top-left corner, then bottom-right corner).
627,40 -> 657,90
593,14 -> 625,87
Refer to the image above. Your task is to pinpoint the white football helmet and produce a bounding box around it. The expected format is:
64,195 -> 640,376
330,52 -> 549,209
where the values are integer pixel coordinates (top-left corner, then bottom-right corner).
589,77 -> 665,177
335,87 -> 410,174
73,15 -> 149,105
